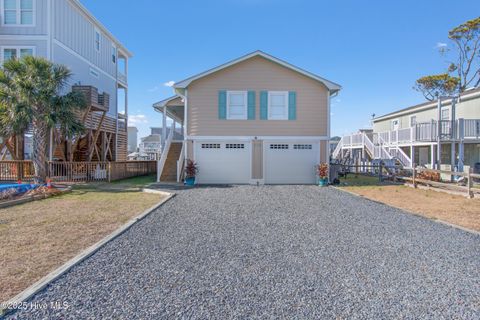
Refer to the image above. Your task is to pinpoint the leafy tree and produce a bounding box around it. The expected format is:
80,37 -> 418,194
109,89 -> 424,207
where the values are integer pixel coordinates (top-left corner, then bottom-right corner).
414,17 -> 479,100
447,17 -> 480,91
414,73 -> 460,101
0,56 -> 87,183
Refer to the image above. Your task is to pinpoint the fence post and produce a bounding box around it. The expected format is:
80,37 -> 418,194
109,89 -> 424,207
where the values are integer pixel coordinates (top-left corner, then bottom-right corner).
378,162 -> 383,182
467,167 -> 473,199
412,164 -> 417,188
108,162 -> 112,182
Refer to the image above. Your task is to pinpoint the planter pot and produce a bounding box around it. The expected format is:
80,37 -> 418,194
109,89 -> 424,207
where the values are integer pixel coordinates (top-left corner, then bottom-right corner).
318,178 -> 328,187
185,177 -> 195,186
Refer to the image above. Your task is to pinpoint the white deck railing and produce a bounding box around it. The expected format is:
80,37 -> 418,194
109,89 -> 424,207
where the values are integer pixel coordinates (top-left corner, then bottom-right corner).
176,141 -> 185,182
389,147 -> 412,168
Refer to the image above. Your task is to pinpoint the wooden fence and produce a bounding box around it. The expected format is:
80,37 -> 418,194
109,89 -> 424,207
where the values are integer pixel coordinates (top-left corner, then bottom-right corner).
331,162 -> 479,199
0,161 -> 157,183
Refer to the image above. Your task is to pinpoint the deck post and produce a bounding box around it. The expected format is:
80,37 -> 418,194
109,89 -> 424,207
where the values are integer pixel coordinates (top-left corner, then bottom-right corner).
436,97 -> 442,170
378,162 -> 383,182
458,118 -> 465,173
467,167 -> 473,199
412,164 -> 417,188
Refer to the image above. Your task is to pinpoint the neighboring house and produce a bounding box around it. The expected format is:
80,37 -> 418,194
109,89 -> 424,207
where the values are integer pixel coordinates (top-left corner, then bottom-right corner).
138,134 -> 162,160
153,50 -> 341,184
0,0 -> 132,161
333,87 -> 480,173
127,126 -> 138,153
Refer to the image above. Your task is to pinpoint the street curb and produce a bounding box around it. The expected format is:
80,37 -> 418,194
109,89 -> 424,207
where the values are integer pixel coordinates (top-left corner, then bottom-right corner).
0,191 -> 175,318
332,186 -> 480,236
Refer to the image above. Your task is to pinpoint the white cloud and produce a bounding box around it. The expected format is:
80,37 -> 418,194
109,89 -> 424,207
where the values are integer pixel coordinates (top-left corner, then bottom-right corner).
129,114 -> 149,125
435,42 -> 447,50
147,85 -> 160,92
164,80 -> 175,87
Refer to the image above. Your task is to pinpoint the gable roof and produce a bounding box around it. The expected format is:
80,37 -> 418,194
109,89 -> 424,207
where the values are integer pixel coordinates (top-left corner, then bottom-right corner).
173,50 -> 342,93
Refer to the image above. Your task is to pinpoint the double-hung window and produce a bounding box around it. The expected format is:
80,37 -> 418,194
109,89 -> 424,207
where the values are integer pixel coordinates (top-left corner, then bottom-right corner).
1,46 -> 34,63
112,46 -> 117,63
441,108 -> 450,120
3,0 -> 34,26
226,91 -> 247,120
94,29 -> 101,52
410,116 -> 417,127
268,91 -> 288,120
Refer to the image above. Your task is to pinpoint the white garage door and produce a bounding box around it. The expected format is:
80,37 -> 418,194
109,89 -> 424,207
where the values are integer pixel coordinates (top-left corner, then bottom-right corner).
194,141 -> 251,184
264,142 -> 319,184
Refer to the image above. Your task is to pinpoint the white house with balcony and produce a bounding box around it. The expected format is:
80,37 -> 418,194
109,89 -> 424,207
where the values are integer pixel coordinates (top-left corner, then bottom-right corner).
0,0 -> 132,161
333,87 -> 480,173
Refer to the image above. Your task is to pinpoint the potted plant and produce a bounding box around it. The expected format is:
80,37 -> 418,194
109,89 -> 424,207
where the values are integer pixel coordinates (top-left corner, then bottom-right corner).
316,163 -> 329,186
184,159 -> 199,186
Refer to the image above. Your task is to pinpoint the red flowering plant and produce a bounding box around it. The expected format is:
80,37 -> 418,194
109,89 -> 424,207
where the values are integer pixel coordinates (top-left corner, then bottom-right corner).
185,159 -> 199,178
316,163 -> 329,180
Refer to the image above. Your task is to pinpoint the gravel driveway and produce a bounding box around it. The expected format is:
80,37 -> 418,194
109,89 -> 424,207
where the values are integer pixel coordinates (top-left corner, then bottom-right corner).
6,186 -> 479,319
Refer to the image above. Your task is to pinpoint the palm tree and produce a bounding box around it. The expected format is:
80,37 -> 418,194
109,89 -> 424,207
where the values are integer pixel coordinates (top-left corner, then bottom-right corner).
0,56 -> 87,183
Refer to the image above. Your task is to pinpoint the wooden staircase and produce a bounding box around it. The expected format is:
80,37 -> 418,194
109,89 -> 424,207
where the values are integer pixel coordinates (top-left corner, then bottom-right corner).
160,142 -> 182,182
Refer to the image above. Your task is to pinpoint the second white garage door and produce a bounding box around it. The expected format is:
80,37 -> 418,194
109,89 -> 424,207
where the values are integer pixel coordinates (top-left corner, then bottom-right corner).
194,141 -> 251,184
264,142 -> 319,184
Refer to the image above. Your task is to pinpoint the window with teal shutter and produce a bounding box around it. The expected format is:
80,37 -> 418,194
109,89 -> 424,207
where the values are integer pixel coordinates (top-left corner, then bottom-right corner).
247,91 -> 256,120
288,91 -> 297,120
260,91 -> 268,120
218,90 -> 226,119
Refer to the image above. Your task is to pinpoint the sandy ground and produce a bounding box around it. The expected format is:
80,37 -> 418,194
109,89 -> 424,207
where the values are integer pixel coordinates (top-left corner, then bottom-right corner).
342,184 -> 480,232
0,181 -> 164,303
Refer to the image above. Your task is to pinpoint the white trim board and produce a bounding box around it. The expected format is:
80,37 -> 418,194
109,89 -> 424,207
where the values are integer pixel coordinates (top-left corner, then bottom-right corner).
0,35 -> 48,40
186,136 -> 330,141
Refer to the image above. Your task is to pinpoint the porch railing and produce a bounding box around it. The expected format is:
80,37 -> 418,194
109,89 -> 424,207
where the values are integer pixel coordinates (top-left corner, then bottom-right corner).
0,161 -> 156,182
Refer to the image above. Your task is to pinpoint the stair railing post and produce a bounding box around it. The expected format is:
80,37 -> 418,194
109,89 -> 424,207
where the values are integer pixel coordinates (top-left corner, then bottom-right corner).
412,163 -> 417,188
467,167 -> 473,199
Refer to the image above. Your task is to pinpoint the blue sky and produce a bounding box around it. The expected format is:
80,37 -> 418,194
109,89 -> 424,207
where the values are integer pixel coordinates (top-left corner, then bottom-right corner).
82,0 -> 479,140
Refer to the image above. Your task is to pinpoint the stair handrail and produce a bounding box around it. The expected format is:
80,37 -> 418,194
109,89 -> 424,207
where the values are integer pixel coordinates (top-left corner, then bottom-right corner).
332,137 -> 343,159
362,133 -> 375,156
157,127 -> 174,182
390,147 -> 412,168
375,135 -> 393,160
176,141 -> 186,182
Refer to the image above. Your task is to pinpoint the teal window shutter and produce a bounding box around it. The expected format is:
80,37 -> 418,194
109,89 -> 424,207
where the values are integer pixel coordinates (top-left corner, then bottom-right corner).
247,91 -> 256,120
218,90 -> 226,119
288,91 -> 297,120
260,91 -> 268,120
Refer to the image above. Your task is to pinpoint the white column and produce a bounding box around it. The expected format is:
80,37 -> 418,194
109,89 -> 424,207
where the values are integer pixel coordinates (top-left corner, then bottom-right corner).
162,106 -> 167,149
436,97 -> 442,169
458,118 -> 465,172
410,145 -> 414,168
430,144 -> 436,169
173,121 -> 176,138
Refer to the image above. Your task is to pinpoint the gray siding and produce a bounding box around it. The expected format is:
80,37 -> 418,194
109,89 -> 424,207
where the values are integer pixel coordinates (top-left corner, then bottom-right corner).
0,0 -> 48,35
53,0 -> 117,77
53,43 -> 117,117
373,95 -> 480,133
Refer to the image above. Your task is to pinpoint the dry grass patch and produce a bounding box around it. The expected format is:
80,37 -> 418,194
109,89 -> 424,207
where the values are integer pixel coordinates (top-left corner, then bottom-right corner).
339,175 -> 480,232
0,175 -> 165,303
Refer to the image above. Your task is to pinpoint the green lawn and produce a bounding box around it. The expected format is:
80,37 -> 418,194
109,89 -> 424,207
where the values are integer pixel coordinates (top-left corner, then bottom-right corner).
337,174 -> 386,187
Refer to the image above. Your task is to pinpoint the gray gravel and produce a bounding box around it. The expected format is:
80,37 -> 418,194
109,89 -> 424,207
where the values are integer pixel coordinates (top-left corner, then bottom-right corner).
5,186 -> 480,319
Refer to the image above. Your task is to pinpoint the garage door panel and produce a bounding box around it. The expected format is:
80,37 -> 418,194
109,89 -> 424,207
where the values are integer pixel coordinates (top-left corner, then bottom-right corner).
265,142 -> 319,184
195,141 -> 251,184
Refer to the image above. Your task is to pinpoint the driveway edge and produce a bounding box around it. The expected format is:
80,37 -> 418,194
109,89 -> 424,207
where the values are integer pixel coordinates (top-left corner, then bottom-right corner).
0,191 -> 175,317
333,186 -> 479,236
